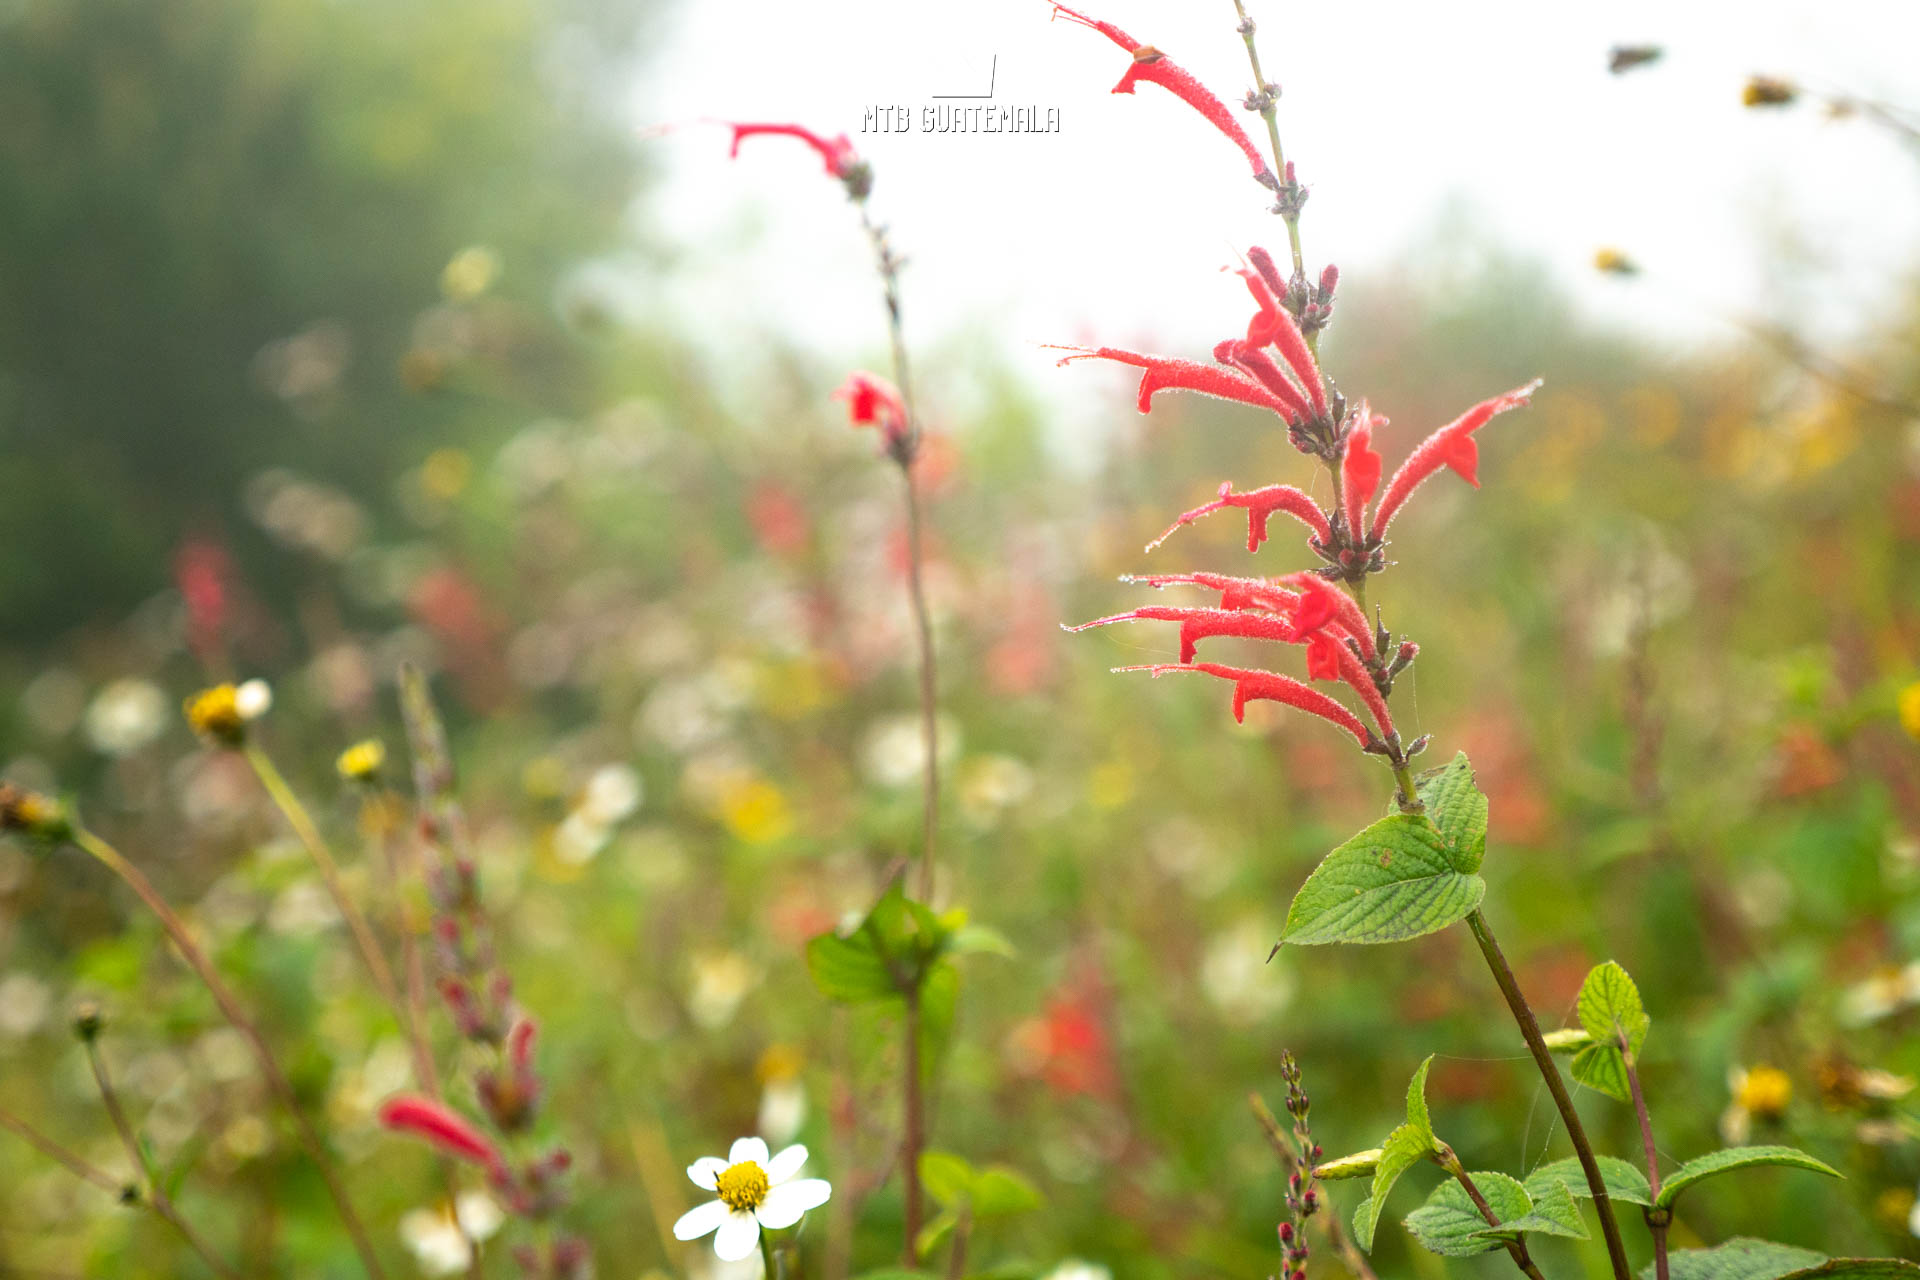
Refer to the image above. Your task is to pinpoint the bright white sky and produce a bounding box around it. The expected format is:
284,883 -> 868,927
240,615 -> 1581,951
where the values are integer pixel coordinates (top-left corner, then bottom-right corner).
629,0 -> 1920,446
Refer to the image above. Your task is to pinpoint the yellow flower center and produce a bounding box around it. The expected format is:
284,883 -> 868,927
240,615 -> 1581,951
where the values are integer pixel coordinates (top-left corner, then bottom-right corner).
336,739 -> 386,782
715,1160 -> 770,1212
184,684 -> 246,745
1736,1066 -> 1792,1117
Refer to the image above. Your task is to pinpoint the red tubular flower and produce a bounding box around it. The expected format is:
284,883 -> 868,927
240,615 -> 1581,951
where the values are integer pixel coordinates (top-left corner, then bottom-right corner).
834,371 -> 910,450
1265,299 -> 1328,420
1341,409 -> 1383,539
1049,4 -> 1271,180
379,1096 -> 505,1171
1069,604 -> 1297,664
1371,380 -> 1543,539
1052,346 -> 1299,418
1124,571 -> 1301,615
508,1017 -> 537,1073
1281,571 -> 1375,661
1147,481 -> 1331,553
1116,662 -> 1373,745
1213,340 -> 1311,419
725,122 -> 860,180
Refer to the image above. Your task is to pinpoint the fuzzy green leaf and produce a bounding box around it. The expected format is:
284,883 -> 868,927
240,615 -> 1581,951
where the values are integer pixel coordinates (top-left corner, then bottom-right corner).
1353,1122 -> 1435,1251
1282,815 -> 1486,946
913,1209 -> 959,1264
1315,1148 -> 1381,1181
1414,752 -> 1488,873
1571,1042 -> 1634,1103
1779,1262 -> 1920,1279
948,923 -> 1016,958
806,929 -> 897,1003
1472,1177 -> 1588,1242
919,1151 -> 974,1207
1404,1055 -> 1436,1145
1542,1027 -> 1593,1053
1653,1238 -> 1829,1280
1403,1174 -> 1531,1258
1569,961 -> 1649,1101
971,1168 -> 1045,1217
1524,1155 -> 1652,1207
1654,1146 -> 1841,1211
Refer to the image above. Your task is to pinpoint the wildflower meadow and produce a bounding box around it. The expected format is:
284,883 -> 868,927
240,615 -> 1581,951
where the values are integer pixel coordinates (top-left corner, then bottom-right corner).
1,1 -> 1918,1278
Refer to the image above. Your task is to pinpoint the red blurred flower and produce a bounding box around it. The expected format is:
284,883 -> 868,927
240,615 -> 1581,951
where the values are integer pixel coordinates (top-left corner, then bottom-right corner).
834,370 -> 911,458
379,1096 -> 505,1172
1049,4 -> 1271,181
724,122 -> 861,182
748,481 -> 811,558
1341,406 -> 1383,540
172,536 -> 233,670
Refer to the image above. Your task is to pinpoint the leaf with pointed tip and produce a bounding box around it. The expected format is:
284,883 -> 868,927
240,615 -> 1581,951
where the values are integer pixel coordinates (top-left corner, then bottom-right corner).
1472,1177 -> 1588,1242
1282,815 -> 1485,946
1413,752 -> 1487,873
971,1167 -> 1044,1217
1525,1155 -> 1652,1207
918,1150 -> 974,1207
1353,1122 -> 1436,1251
1403,1174 -> 1530,1258
1570,962 -> 1649,1101
1653,1238 -> 1828,1280
1404,1055 -> 1435,1146
1654,1146 -> 1841,1211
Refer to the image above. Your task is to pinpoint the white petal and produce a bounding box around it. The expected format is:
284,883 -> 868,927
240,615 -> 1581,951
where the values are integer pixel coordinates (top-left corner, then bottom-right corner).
755,1178 -> 831,1229
764,1143 -> 808,1185
235,679 -> 273,721
713,1210 -> 761,1261
687,1157 -> 728,1190
728,1136 -> 770,1167
673,1199 -> 729,1241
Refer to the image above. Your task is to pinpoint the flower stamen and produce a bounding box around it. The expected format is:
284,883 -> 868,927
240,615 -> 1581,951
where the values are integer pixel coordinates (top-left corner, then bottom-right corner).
715,1160 -> 770,1212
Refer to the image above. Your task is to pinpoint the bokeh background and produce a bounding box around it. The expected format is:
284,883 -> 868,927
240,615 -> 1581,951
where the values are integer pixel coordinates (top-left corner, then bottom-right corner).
1,0 -> 1918,1276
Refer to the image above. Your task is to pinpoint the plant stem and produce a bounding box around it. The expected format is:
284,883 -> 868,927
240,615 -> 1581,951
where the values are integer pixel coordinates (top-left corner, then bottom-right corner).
1465,909 -> 1631,1280
1441,1153 -> 1546,1280
1250,1095 -> 1379,1280
858,198 -> 940,902
84,1036 -> 239,1278
944,1206 -> 972,1280
0,1105 -> 124,1194
72,827 -> 389,1280
901,985 -> 925,1266
1625,1049 -> 1668,1280
761,1226 -> 782,1280
1230,0 -> 1305,284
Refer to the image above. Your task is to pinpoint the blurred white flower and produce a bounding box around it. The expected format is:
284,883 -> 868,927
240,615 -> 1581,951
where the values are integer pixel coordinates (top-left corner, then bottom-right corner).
1041,1260 -> 1113,1280
1839,963 -> 1920,1027
581,763 -> 643,826
0,973 -> 51,1038
687,950 -> 758,1030
84,678 -> 167,756
673,1137 -> 831,1262
267,881 -> 340,938
1201,921 -> 1293,1024
959,754 -> 1034,829
859,713 -> 960,790
399,1192 -> 503,1276
234,679 -> 273,722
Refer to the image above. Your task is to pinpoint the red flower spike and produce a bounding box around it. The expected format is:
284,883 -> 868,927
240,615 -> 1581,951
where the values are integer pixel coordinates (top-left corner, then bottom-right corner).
1214,340 -> 1311,419
1265,301 -> 1328,419
1049,4 -> 1272,179
1303,631 -> 1343,681
1068,605 -> 1297,664
834,370 -> 909,450
725,122 -> 860,180
1053,346 -> 1298,418
1370,380 -> 1543,539
379,1096 -> 506,1171
1341,410 -> 1383,538
1115,662 -> 1372,746
1123,571 -> 1302,615
508,1018 -> 537,1072
1280,571 -> 1375,660
1147,481 -> 1331,553
1247,245 -> 1288,300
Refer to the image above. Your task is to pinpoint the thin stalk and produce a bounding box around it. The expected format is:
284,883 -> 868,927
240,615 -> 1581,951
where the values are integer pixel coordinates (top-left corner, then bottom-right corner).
0,1105 -> 125,1195
1231,0 -> 1304,282
72,827 -> 388,1280
1250,1094 -> 1378,1280
84,1036 -> 239,1278
944,1206 -> 972,1280
859,198 -> 940,901
1440,1154 -> 1546,1280
1465,909 -> 1631,1280
1624,1048 -> 1668,1280
761,1227 -> 782,1280
901,987 -> 925,1266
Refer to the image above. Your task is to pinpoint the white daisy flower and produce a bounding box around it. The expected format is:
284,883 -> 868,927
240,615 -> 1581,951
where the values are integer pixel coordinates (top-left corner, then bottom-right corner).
673,1136 -> 831,1261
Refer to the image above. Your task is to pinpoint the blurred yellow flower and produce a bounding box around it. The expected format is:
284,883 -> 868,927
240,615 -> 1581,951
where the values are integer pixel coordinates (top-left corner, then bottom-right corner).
1087,760 -> 1134,809
336,738 -> 386,782
184,680 -> 270,746
1593,247 -> 1638,276
420,447 -> 473,501
1898,681 -> 1920,741
1722,1063 -> 1792,1143
1742,76 -> 1797,108
721,779 -> 793,844
440,246 -> 501,301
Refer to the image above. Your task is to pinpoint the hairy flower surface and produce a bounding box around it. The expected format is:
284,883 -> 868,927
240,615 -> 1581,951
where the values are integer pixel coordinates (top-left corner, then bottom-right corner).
1116,661 -> 1374,745
1369,381 -> 1542,539
379,1096 -> 506,1173
673,1137 -> 831,1261
1148,482 -> 1330,553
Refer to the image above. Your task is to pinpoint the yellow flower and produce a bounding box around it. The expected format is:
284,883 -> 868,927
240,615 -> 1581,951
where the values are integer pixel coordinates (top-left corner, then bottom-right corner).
1593,247 -> 1638,276
1898,681 -> 1920,742
1735,1065 -> 1792,1117
336,739 -> 386,783
440,246 -> 501,302
720,780 -> 792,844
0,783 -> 70,843
1742,76 -> 1796,108
184,684 -> 246,746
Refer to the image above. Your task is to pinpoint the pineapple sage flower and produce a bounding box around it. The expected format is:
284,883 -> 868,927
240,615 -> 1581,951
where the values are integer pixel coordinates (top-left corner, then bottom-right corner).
720,121 -> 871,198
673,1136 -> 831,1261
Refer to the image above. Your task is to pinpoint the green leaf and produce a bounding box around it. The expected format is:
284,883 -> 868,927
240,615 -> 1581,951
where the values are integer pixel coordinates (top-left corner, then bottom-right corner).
948,923 -> 1016,958
1654,1239 -> 1829,1280
1654,1146 -> 1841,1211
1354,1122 -> 1435,1250
1414,752 -> 1487,873
1403,1174 -> 1531,1258
1780,1263 -> 1920,1279
919,961 -> 960,1065
1472,1177 -> 1588,1242
1569,961 -> 1649,1101
919,1150 -> 974,1207
1525,1155 -> 1652,1207
1315,1148 -> 1381,1181
1281,815 -> 1486,946
913,1208 -> 960,1264
806,929 -> 897,1003
971,1167 -> 1044,1217
1403,1055 -> 1435,1145
1542,1027 -> 1592,1053
1577,961 -> 1650,1054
